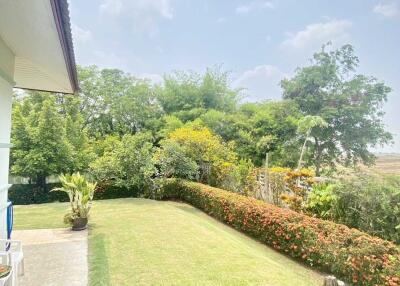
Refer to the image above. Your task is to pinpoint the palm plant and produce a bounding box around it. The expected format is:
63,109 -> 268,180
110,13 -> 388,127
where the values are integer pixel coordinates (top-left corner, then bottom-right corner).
52,172 -> 96,227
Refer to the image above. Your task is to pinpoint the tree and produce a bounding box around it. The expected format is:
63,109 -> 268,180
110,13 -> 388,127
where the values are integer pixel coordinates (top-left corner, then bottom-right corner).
11,93 -> 73,189
63,95 -> 93,171
166,123 -> 237,185
77,65 -> 162,137
154,140 -> 198,180
158,67 -> 240,116
90,133 -> 156,191
297,115 -> 327,170
281,44 -> 392,175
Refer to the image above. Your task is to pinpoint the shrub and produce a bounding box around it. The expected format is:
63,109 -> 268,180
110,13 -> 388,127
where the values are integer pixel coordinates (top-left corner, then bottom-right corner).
156,179 -> 400,286
306,183 -> 336,219
154,140 -> 199,180
167,124 -> 237,184
90,133 -> 156,191
331,173 -> 400,244
279,168 -> 314,211
9,183 -> 137,205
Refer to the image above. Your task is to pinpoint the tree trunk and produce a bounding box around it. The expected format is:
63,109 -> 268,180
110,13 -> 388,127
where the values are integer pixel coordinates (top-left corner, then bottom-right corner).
314,137 -> 322,176
36,175 -> 47,192
297,129 -> 310,170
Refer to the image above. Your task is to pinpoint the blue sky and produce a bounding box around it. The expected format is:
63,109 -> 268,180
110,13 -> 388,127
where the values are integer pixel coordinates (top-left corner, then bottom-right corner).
69,0 -> 400,153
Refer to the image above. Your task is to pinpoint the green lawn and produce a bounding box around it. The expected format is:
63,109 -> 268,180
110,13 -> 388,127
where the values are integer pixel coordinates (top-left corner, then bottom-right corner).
14,199 -> 324,286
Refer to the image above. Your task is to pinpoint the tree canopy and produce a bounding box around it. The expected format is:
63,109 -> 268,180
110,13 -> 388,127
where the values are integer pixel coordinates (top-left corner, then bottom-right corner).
10,44 -> 393,189
281,44 -> 392,174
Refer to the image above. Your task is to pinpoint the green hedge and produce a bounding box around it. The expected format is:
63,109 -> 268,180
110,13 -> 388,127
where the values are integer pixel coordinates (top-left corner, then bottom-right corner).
156,179 -> 400,286
9,183 -> 138,205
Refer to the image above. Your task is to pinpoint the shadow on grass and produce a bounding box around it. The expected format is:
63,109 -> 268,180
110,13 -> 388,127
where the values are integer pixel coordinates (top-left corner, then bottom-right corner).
172,203 -> 203,215
88,231 -> 110,286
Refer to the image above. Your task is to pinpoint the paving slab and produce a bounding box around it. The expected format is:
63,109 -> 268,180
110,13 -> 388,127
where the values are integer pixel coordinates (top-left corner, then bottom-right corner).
12,229 -> 88,286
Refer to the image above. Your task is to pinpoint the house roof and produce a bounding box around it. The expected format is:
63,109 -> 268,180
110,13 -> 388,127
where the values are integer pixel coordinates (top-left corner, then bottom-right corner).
0,0 -> 79,94
50,0 -> 79,93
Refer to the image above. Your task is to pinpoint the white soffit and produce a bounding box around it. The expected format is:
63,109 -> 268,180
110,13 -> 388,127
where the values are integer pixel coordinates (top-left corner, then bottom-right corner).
0,0 -> 73,93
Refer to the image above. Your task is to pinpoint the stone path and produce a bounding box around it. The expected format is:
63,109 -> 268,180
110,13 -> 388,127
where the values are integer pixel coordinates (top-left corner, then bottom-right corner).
13,229 -> 88,286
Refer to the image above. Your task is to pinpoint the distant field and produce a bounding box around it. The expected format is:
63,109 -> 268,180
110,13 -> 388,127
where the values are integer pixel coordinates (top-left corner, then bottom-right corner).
366,153 -> 400,174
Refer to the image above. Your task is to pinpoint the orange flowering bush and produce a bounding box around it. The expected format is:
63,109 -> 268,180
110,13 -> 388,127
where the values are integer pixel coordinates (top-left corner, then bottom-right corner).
159,179 -> 400,286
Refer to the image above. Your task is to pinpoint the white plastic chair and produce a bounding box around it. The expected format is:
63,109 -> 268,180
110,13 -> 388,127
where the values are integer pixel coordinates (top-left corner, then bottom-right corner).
0,240 -> 23,286
0,253 -> 12,286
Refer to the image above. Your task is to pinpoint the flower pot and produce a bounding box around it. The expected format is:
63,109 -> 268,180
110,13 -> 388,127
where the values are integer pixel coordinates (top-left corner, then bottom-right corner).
72,217 -> 88,231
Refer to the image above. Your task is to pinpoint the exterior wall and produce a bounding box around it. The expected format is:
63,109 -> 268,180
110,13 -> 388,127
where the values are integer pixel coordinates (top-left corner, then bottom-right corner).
0,34 -> 14,240
0,76 -> 12,240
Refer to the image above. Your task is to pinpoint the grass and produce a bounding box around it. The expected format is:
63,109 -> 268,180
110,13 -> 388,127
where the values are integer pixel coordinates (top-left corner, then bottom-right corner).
14,198 -> 324,286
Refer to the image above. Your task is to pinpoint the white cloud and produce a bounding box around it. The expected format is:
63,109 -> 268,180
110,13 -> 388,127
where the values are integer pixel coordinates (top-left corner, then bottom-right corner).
233,65 -> 287,102
71,23 -> 92,44
281,19 -> 352,50
99,0 -> 174,38
373,2 -> 400,18
236,1 -> 274,14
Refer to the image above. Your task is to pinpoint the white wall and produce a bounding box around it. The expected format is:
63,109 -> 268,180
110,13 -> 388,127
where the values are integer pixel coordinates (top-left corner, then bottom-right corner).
0,76 -> 12,239
0,33 -> 15,240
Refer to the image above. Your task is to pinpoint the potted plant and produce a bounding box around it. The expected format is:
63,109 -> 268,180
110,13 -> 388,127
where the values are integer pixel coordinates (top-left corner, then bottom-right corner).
52,173 -> 96,231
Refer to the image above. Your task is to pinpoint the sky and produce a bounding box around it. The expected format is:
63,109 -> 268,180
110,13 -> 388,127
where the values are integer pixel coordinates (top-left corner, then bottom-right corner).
68,0 -> 400,153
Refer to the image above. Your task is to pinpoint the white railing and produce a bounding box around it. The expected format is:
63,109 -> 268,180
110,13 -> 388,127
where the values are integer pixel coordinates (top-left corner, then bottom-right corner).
0,143 -> 12,149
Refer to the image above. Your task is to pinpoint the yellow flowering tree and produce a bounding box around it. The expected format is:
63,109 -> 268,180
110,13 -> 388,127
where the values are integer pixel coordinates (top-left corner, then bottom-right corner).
165,123 -> 238,187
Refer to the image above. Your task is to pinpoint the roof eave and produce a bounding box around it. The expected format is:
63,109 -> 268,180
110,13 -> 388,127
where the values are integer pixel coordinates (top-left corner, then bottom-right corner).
49,0 -> 79,94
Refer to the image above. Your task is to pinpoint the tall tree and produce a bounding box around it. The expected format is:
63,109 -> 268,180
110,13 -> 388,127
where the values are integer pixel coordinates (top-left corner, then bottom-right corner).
200,101 -> 301,167
11,93 -> 73,189
281,44 -> 392,175
158,67 -> 240,117
63,95 -> 93,171
77,65 -> 162,137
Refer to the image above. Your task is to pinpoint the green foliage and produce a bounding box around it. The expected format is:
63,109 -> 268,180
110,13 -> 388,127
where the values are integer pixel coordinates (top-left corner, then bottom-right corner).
156,179 -> 400,286
158,67 -> 239,115
306,183 -> 336,219
91,135 -> 120,157
11,93 -> 74,188
282,44 -> 393,175
157,115 -> 184,139
63,95 -> 94,171
51,173 -> 96,224
331,173 -> 400,243
297,116 -> 328,135
90,133 -> 156,192
8,183 -> 136,205
165,124 -> 238,186
297,116 -> 328,169
154,140 -> 199,180
77,65 -> 163,137
199,101 -> 301,167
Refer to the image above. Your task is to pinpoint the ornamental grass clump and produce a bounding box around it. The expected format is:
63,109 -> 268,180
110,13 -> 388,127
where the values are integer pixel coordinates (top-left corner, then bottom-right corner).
158,179 -> 400,286
52,172 -> 96,229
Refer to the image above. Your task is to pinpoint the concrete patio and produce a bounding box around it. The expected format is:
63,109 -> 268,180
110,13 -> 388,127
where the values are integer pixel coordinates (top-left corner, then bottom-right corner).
13,228 -> 88,286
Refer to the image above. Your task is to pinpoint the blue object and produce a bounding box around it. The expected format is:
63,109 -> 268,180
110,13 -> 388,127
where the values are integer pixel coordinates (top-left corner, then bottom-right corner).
7,200 -> 13,240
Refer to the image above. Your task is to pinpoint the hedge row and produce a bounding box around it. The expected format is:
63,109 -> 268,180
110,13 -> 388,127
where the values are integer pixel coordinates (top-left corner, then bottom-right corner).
158,179 -> 400,286
9,183 -> 137,205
